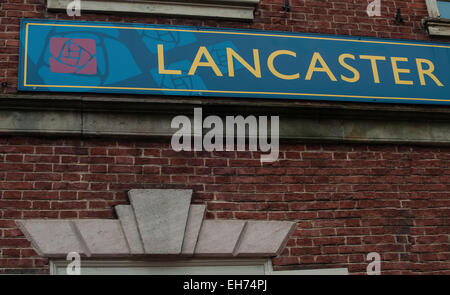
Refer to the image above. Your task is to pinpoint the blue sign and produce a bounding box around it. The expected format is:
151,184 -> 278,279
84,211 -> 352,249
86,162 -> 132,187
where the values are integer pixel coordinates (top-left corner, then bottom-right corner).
19,19 -> 450,104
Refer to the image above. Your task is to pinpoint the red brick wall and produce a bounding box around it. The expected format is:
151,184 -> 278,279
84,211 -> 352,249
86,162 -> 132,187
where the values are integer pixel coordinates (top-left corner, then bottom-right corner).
1,0 -> 450,94
0,136 -> 449,274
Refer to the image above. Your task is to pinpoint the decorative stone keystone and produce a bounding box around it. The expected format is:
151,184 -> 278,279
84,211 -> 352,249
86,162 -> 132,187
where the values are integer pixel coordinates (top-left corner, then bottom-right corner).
128,189 -> 192,255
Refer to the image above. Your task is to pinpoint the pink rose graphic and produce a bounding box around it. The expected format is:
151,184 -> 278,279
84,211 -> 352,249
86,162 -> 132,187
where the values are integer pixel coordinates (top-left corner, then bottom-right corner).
49,38 -> 97,75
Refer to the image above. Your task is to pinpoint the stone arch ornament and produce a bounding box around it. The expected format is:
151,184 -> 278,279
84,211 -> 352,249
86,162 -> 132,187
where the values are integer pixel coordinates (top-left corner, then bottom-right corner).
16,189 -> 296,258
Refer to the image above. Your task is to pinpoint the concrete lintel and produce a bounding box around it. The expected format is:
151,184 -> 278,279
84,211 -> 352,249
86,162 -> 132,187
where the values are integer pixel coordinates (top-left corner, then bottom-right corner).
73,220 -> 130,256
16,218 -> 296,258
17,213 -> 296,258
194,220 -> 247,257
234,221 -> 297,257
16,220 -> 86,258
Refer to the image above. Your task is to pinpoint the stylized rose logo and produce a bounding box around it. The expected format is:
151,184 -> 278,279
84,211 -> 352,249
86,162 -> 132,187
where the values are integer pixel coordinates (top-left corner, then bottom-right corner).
49,38 -> 97,75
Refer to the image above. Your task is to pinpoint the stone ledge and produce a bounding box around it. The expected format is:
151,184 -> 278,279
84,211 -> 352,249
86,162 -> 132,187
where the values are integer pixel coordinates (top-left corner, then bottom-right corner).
2,107 -> 450,145
423,17 -> 450,36
47,0 -> 259,20
3,94 -> 450,145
